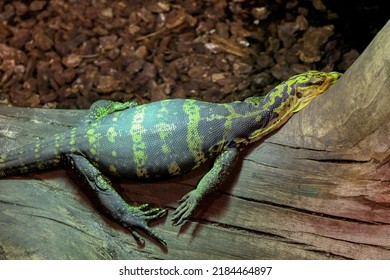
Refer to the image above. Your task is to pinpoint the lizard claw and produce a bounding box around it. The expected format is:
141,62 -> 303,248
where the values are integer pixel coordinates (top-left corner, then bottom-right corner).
129,230 -> 145,246
171,190 -> 200,226
123,205 -> 168,246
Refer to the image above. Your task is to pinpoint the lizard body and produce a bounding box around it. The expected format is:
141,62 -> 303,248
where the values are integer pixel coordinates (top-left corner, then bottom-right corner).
0,71 -> 341,245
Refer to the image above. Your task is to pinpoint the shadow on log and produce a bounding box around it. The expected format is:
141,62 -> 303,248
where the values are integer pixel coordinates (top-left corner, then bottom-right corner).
0,21 -> 389,260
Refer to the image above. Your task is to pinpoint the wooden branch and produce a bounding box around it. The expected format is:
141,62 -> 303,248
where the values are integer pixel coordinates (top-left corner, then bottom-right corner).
0,21 -> 389,260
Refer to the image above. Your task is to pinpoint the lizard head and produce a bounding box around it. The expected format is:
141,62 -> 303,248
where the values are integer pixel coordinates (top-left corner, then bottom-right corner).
246,71 -> 341,143
282,70 -> 342,113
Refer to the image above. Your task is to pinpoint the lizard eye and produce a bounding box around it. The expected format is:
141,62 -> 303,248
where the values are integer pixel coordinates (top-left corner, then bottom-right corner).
296,91 -> 302,98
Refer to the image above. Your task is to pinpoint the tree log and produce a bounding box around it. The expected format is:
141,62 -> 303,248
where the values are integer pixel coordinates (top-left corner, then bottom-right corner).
0,21 -> 389,260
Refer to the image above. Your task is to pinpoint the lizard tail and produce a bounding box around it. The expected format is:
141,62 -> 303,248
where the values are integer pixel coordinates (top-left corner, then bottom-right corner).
0,131 -> 73,178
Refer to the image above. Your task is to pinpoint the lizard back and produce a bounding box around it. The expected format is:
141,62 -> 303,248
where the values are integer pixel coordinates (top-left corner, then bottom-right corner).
76,98 -> 259,179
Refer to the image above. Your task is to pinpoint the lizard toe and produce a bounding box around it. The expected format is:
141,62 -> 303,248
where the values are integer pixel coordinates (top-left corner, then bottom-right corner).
171,191 -> 199,226
143,207 -> 167,221
117,205 -> 167,245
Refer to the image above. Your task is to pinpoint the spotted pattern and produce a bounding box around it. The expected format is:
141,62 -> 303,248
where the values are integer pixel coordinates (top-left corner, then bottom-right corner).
129,105 -> 149,178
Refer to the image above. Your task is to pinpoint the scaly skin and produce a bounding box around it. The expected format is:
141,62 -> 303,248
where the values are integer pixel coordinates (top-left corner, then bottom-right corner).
0,70 -> 341,246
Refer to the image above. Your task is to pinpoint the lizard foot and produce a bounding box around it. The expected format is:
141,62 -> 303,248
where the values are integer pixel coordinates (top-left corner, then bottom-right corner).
67,154 -> 167,246
171,190 -> 200,226
122,204 -> 167,246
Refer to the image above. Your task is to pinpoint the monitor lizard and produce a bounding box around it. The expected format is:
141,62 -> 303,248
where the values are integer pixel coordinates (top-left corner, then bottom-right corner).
0,70 -> 341,246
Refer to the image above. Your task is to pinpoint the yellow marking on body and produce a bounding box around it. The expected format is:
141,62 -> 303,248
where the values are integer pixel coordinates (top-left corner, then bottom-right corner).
205,113 -> 225,121
130,105 -> 149,178
107,127 -> 117,143
69,128 -> 77,146
0,153 -> 7,164
167,162 -> 181,175
87,128 -> 97,144
183,99 -> 206,168
112,112 -> 120,122
156,122 -> 176,155
208,141 -> 225,156
88,136 -> 97,144
233,137 -> 246,144
162,143 -> 169,154
86,127 -> 101,158
53,154 -> 61,164
112,150 -> 117,157
160,130 -> 167,139
109,165 -> 118,175
221,104 -> 237,139
156,123 -> 176,138
136,167 -> 148,178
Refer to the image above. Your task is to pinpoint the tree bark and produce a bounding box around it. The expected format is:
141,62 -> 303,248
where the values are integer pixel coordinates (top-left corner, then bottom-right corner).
0,21 -> 389,260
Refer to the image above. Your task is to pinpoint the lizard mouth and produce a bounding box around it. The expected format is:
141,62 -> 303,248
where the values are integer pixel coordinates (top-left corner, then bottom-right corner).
318,77 -> 333,93
316,71 -> 342,96
326,71 -> 342,86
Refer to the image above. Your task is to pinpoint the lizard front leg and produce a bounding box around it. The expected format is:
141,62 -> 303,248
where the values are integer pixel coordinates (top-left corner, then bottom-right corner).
67,154 -> 167,246
172,147 -> 239,225
81,100 -> 139,125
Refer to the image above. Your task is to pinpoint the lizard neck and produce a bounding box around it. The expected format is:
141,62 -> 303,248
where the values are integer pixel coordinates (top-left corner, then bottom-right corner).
227,89 -> 293,146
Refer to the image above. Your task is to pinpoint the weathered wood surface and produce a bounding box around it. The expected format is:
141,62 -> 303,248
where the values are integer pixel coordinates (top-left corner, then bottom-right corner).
0,21 -> 389,260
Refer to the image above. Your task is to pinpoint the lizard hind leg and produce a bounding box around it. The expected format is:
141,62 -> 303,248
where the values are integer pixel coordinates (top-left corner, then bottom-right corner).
80,100 -> 139,125
89,100 -> 138,118
67,154 -> 167,246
